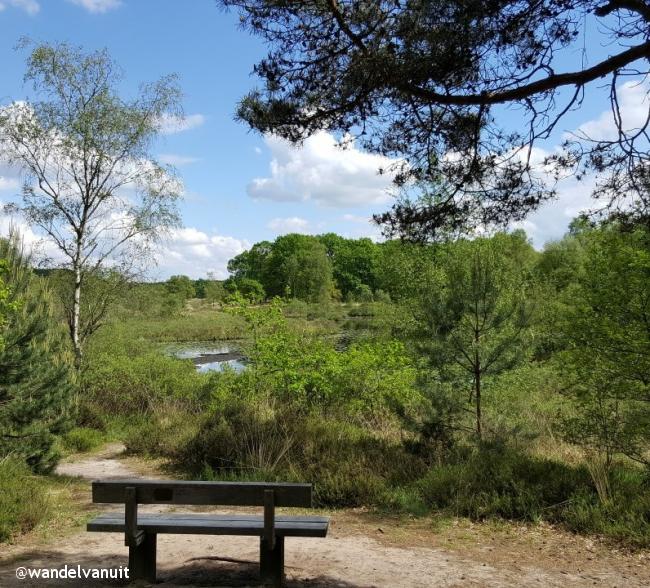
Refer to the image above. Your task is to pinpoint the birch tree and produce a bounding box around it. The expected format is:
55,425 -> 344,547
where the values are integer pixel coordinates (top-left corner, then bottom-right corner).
0,41 -> 183,366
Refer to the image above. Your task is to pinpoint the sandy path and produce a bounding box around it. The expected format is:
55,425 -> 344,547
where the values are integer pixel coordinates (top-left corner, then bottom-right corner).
1,445 -> 648,587
54,442 -> 143,480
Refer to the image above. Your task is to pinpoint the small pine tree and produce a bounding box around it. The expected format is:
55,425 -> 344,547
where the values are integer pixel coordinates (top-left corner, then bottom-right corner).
0,234 -> 74,472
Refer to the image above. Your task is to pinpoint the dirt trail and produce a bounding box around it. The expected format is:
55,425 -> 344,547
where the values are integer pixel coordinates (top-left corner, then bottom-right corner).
1,446 -> 648,587
54,443 -> 144,480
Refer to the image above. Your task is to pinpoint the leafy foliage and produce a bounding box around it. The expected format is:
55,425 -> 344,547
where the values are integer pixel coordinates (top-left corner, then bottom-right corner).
0,235 -> 73,472
413,232 -> 537,436
227,232 -> 438,303
0,259 -> 20,353
0,41 -> 183,364
556,225 -> 650,468
223,300 -> 420,421
224,277 -> 266,303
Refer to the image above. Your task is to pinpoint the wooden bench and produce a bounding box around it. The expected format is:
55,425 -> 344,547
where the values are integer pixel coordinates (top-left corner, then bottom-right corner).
87,479 -> 329,586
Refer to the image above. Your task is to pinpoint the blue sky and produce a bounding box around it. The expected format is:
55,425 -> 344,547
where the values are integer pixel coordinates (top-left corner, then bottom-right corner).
0,0 -> 645,278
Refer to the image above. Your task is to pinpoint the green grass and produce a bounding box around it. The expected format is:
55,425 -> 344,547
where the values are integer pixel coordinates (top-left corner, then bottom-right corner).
115,309 -> 248,342
61,427 -> 106,453
0,459 -> 51,542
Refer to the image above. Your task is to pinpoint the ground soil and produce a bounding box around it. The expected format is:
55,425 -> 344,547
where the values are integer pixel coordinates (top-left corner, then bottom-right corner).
0,444 -> 647,587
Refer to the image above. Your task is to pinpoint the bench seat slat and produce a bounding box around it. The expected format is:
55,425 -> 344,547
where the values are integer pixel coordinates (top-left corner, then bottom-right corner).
87,513 -> 329,538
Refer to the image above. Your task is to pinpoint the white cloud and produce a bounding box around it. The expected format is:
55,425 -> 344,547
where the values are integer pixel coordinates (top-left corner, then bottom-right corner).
248,131 -> 400,207
157,113 -> 206,135
267,216 -> 311,234
0,211 -> 248,279
511,175 -> 595,248
0,176 -> 20,192
504,143 -> 595,248
66,0 -> 121,13
512,79 -> 650,248
0,160 -> 23,194
0,206 -> 66,264
342,213 -> 371,224
158,153 -> 201,167
571,80 -> 650,142
153,227 -> 249,280
0,0 -> 39,14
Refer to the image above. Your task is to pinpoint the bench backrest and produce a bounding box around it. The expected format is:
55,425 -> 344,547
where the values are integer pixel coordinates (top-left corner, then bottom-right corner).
91,479 -> 312,508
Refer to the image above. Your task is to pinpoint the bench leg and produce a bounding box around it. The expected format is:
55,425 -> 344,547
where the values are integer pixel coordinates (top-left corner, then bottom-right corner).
260,536 -> 284,587
129,533 -> 157,583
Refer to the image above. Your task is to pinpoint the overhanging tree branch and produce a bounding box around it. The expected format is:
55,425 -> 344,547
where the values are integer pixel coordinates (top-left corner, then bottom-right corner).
397,42 -> 650,106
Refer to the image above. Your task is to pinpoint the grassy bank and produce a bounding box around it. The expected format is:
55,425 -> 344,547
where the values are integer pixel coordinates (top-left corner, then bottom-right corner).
0,459 -> 87,543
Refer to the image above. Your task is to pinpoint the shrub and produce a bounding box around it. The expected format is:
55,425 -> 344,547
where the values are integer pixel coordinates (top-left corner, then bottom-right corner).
82,351 -> 206,416
170,399 -> 427,507
0,458 -> 50,542
62,427 -> 105,453
417,442 -> 590,521
332,340 -> 419,423
373,289 -> 391,303
174,399 -> 296,475
412,441 -> 650,546
123,407 -> 202,458
561,467 -> 650,546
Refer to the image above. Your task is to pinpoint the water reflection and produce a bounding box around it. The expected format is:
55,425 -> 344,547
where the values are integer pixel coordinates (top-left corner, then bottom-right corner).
166,343 -> 247,373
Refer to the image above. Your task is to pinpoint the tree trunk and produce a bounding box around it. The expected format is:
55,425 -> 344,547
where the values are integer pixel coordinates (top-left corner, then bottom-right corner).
474,348 -> 482,439
475,365 -> 482,439
72,262 -> 83,369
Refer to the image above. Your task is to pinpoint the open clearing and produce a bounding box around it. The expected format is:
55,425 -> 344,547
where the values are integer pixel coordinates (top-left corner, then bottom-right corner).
0,445 -> 647,587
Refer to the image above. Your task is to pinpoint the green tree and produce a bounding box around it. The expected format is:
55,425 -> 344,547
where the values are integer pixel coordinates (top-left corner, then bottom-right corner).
375,240 -> 436,302
0,41 -> 182,367
166,275 -> 195,299
557,225 -> 650,472
224,277 -> 266,303
319,233 -> 379,297
260,234 -> 333,301
283,240 -> 333,302
0,260 -> 19,353
533,233 -> 588,359
203,280 -> 225,303
194,278 -> 208,299
227,241 -> 272,283
221,1 -> 650,234
0,234 -> 73,472
416,233 -> 537,437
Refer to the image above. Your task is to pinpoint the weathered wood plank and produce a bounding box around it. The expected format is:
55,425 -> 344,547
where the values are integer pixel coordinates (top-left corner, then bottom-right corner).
92,479 -> 312,507
87,513 -> 329,537
91,513 -> 330,523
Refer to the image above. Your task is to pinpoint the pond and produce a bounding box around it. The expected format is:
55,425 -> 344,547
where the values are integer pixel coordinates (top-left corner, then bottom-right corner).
166,342 -> 247,373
